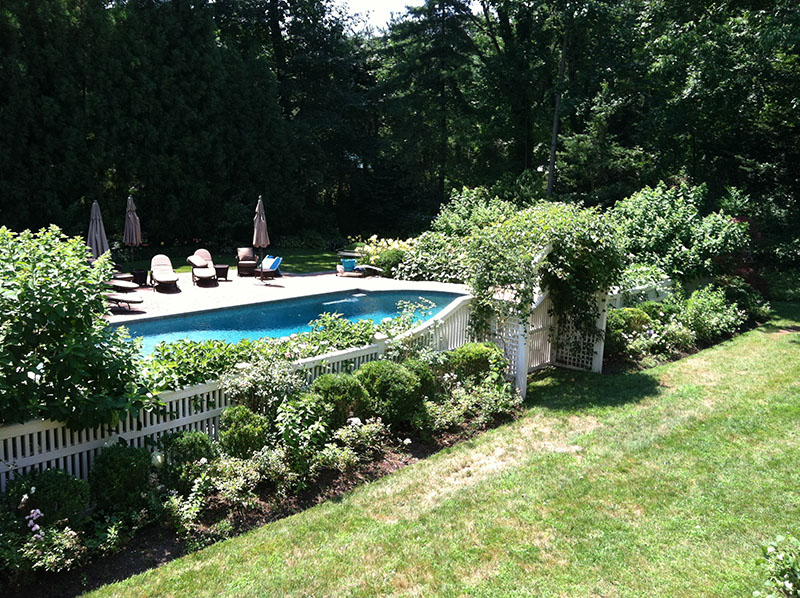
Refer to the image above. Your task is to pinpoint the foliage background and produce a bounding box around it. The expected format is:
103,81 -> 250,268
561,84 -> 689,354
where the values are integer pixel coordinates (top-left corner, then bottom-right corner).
0,0 -> 797,261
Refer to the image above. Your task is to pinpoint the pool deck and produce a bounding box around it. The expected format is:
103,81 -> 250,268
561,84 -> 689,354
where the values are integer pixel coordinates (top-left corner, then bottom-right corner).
107,270 -> 469,324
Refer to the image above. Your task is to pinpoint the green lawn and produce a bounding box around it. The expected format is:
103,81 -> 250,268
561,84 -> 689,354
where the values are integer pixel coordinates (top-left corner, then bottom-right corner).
120,246 -> 339,275
87,303 -> 800,598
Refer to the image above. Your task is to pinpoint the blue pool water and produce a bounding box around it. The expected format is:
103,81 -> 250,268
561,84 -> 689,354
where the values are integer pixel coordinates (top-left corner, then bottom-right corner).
118,290 -> 464,354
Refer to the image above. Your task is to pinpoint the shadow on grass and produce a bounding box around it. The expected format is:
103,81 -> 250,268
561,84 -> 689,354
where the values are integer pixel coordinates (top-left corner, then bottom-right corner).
757,301 -> 800,332
525,367 -> 662,412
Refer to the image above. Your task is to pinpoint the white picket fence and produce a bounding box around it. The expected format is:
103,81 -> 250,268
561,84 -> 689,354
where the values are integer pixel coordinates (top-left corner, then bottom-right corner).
0,295 -> 475,491
0,280 -> 621,490
0,383 -> 229,491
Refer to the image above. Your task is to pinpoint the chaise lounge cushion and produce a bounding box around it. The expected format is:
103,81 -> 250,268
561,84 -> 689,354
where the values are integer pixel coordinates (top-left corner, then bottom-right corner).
187,254 -> 208,268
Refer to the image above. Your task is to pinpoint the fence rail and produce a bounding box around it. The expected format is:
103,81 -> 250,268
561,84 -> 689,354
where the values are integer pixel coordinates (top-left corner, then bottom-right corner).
0,295 -> 475,490
0,283 -> 618,490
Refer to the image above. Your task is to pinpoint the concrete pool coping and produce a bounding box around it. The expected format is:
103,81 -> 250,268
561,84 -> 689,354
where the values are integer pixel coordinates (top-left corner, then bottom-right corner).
107,271 -> 469,325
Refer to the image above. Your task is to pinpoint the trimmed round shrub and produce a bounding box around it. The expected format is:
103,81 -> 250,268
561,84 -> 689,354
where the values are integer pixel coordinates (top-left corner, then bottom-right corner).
219,405 -> 272,459
158,431 -> 217,494
90,443 -> 152,515
446,342 -> 507,382
6,469 -> 89,527
402,359 -> 439,402
374,248 -> 406,276
310,373 -> 368,427
605,308 -> 653,356
355,360 -> 421,426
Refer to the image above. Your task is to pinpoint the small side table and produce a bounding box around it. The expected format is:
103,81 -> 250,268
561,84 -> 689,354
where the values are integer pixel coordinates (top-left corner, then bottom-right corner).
132,269 -> 148,286
214,264 -> 230,281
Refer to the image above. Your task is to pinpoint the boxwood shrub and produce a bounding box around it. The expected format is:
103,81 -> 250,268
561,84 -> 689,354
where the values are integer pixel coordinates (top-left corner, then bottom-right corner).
445,342 -> 507,382
355,360 -> 422,426
310,373 -> 368,428
219,405 -> 272,459
90,443 -> 152,515
158,431 -> 217,494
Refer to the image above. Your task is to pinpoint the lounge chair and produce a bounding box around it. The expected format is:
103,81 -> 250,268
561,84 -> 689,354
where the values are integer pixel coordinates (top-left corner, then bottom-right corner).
236,247 -> 258,277
105,292 -> 143,311
187,248 -> 217,285
256,256 -> 282,281
150,254 -> 179,291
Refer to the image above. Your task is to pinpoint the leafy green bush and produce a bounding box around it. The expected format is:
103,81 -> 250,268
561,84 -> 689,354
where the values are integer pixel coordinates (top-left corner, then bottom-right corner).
716,275 -> 771,320
430,187 -> 516,237
754,533 -> 800,598
679,285 -> 746,344
374,248 -> 406,276
145,339 -> 256,391
618,263 -> 670,291
445,342 -> 507,383
157,431 -> 217,494
0,507 -> 25,576
310,373 -> 367,428
402,359 -> 439,402
90,443 -> 153,515
610,182 -> 749,280
414,379 -> 521,434
355,360 -> 422,427
6,469 -> 89,527
276,393 -> 336,474
0,226 -> 152,429
219,405 -> 273,459
220,358 -> 304,419
605,308 -> 653,356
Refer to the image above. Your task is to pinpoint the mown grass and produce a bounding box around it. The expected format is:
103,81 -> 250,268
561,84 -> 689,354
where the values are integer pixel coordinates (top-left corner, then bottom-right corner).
87,303 -> 800,598
120,246 -> 339,275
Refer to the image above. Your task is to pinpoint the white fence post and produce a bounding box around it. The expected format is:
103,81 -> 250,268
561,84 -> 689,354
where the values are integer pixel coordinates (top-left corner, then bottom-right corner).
515,320 -> 528,397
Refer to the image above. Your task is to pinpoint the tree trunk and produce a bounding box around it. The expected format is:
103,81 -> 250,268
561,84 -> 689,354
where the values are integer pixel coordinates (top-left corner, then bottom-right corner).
547,25 -> 569,198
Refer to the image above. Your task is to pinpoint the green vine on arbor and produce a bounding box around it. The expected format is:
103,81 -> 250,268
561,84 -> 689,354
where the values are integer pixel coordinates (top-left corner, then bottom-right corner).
467,203 -> 623,343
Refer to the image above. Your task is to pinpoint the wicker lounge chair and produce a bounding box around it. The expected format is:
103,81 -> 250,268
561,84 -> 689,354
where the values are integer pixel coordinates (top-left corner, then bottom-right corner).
236,247 -> 258,277
187,249 -> 217,285
256,256 -> 282,282
149,254 -> 179,291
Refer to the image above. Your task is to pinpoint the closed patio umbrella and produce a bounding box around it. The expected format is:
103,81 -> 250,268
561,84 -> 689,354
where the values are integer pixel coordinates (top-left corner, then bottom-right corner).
253,195 -> 270,262
87,200 -> 110,258
122,195 -> 142,269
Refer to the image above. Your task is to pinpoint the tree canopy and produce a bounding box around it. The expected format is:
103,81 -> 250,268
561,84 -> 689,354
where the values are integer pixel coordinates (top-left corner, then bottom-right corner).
0,0 -> 797,259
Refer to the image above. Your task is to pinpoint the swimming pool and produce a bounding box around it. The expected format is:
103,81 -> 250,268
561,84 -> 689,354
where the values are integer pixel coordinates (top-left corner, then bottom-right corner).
118,289 -> 465,353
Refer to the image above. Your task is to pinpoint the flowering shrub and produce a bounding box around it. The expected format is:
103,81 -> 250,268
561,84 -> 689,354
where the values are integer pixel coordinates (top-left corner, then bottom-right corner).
6,469 -> 89,528
353,235 -> 414,265
679,285 -> 746,345
220,359 -> 304,417
413,376 -> 521,434
754,534 -> 800,598
20,525 -> 87,573
277,393 -> 336,475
